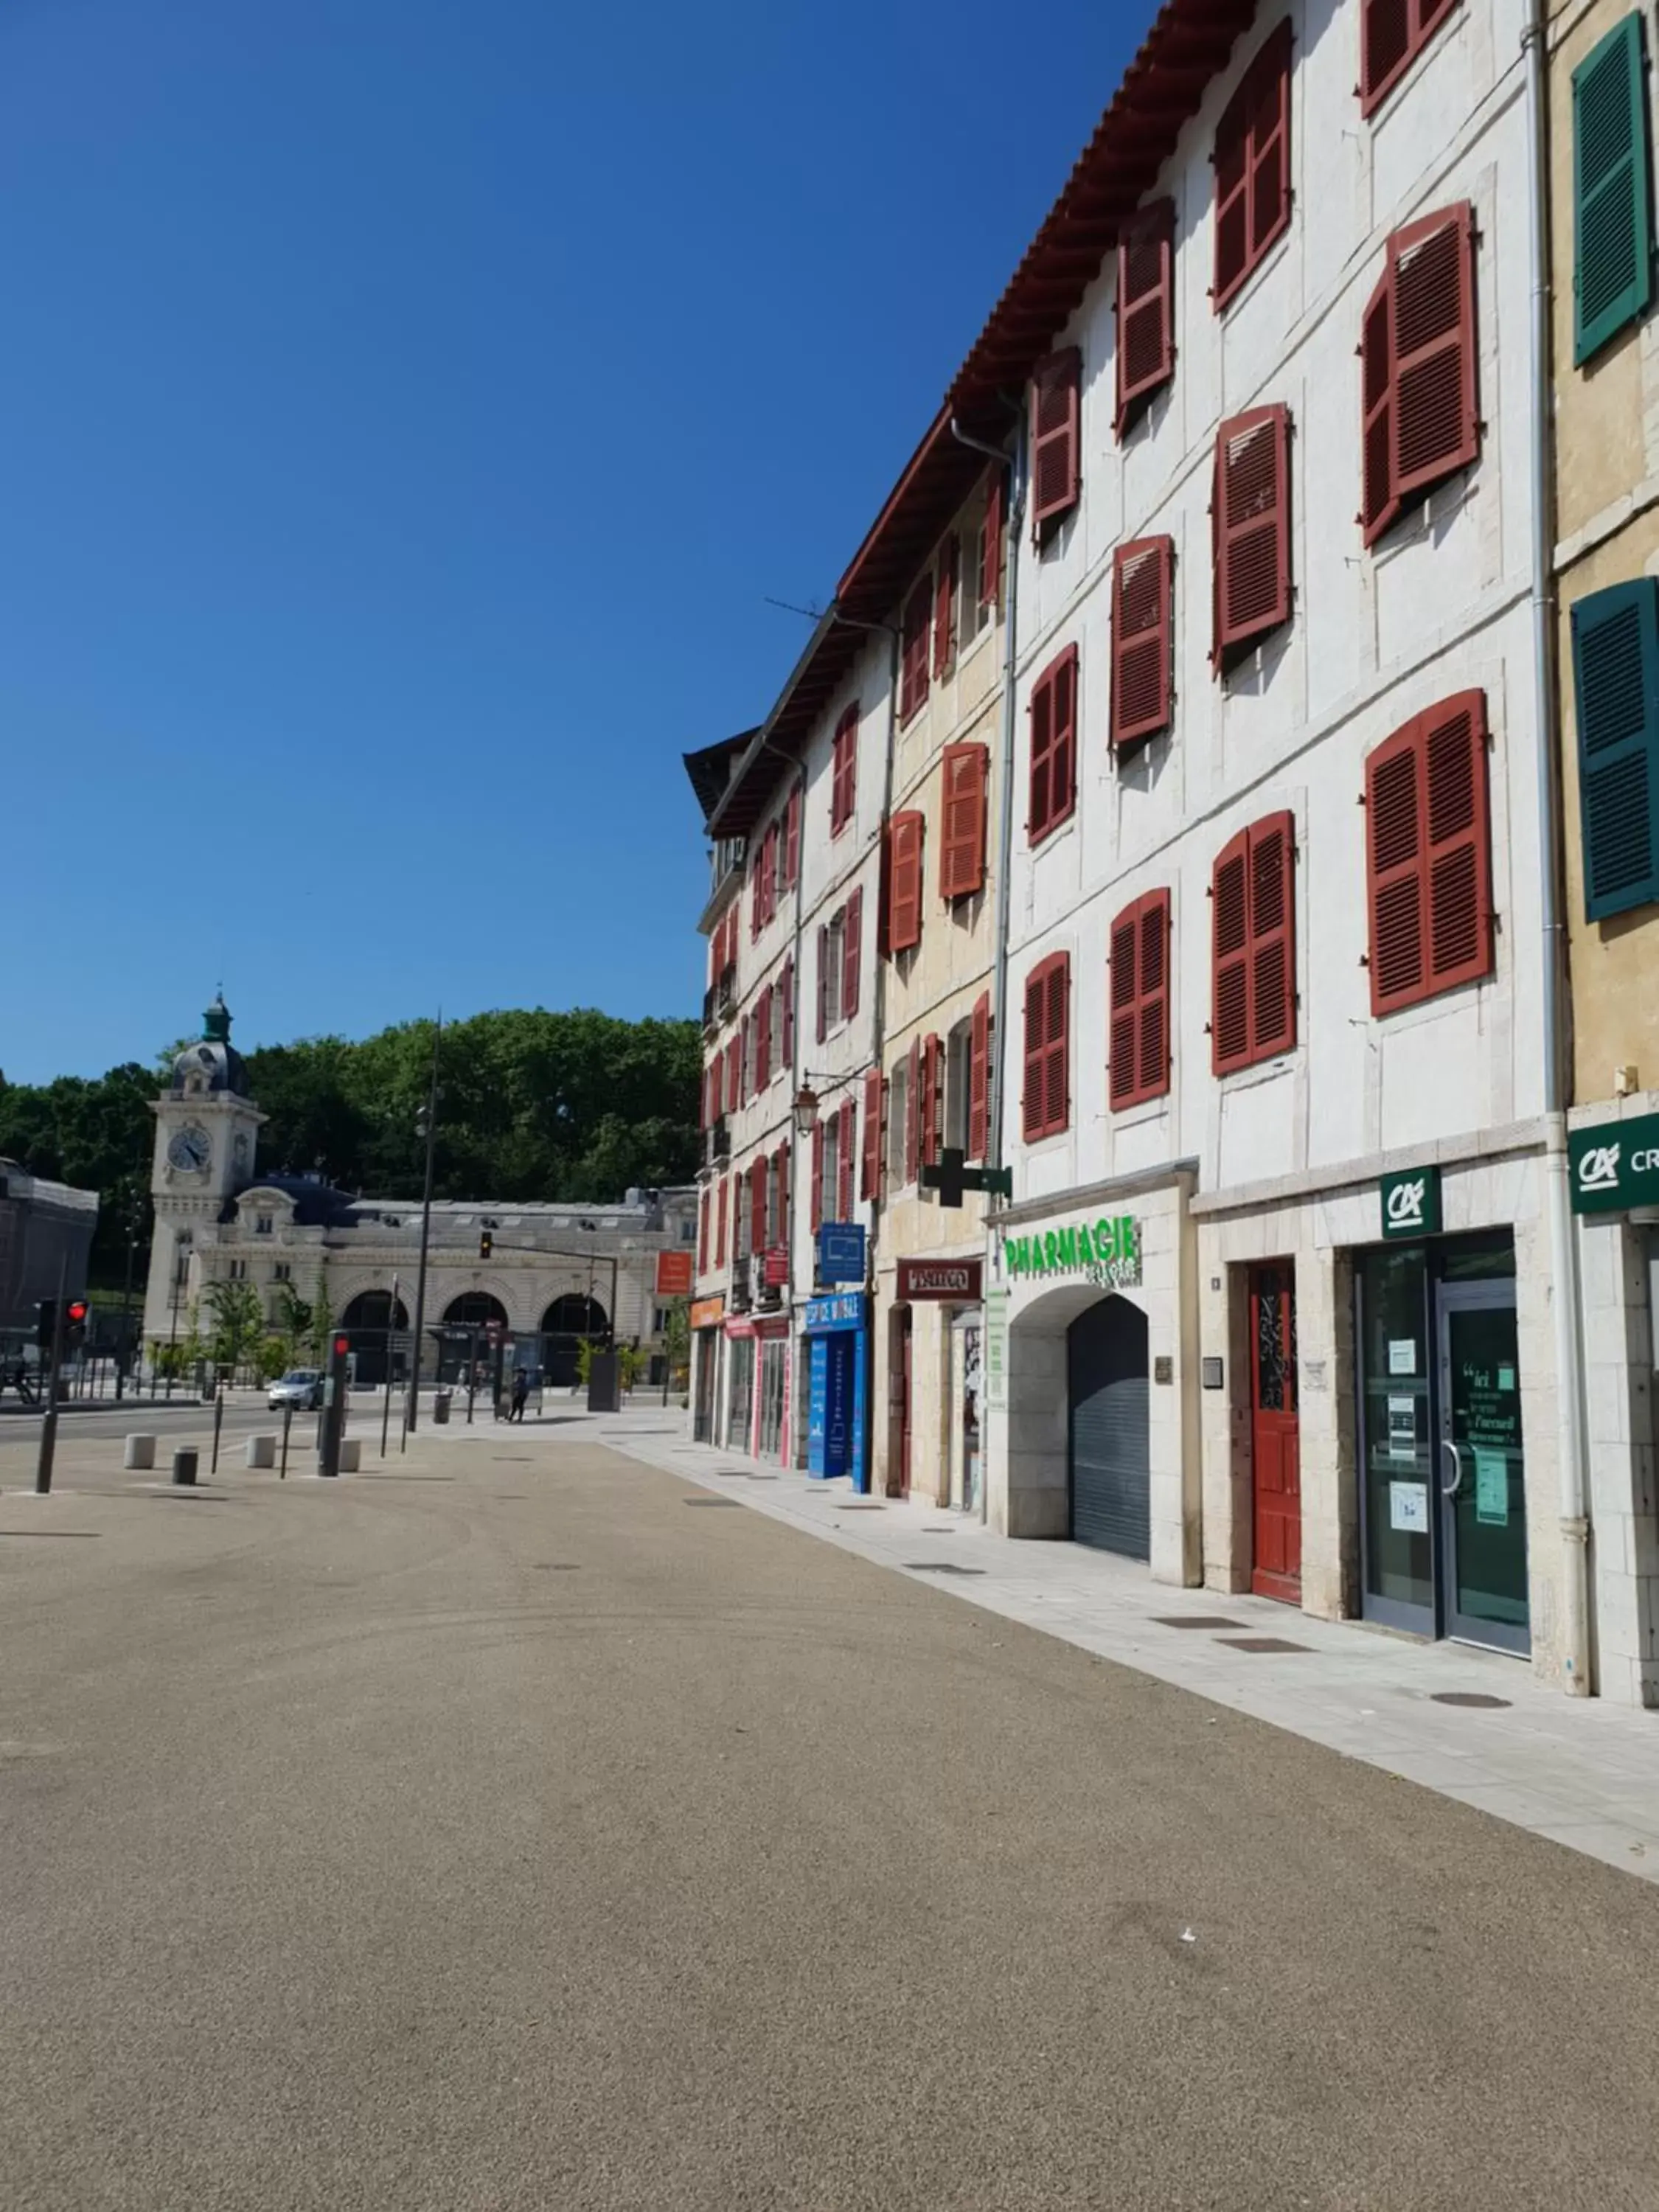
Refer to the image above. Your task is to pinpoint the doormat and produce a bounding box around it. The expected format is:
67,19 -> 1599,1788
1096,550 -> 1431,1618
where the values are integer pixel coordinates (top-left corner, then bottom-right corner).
903,1562 -> 986,1576
1430,1691 -> 1512,1709
1214,1635 -> 1312,1654
1151,1615 -> 1249,1630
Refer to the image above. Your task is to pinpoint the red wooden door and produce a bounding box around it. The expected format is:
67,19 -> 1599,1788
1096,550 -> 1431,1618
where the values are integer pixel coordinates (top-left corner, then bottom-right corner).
897,1311 -> 913,1498
1248,1263 -> 1301,1602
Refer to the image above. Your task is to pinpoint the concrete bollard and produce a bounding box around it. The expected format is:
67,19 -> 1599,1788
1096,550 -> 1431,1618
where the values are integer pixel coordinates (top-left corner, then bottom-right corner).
338,1439 -> 361,1474
172,1448 -> 198,1487
124,1434 -> 157,1471
244,1434 -> 276,1470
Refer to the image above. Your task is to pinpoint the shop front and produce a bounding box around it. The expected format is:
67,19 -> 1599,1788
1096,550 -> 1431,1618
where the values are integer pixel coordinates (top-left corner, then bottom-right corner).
889,1259 -> 984,1512
690,1295 -> 724,1444
802,1291 -> 869,1492
722,1312 -> 788,1459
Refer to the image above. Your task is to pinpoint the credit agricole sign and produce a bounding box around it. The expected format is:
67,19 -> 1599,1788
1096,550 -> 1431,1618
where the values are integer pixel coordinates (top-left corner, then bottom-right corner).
1568,1109 -> 1659,1215
1001,1214 -> 1142,1289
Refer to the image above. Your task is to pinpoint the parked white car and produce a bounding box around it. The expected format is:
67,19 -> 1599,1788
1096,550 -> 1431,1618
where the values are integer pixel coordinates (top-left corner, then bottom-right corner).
268,1368 -> 324,1411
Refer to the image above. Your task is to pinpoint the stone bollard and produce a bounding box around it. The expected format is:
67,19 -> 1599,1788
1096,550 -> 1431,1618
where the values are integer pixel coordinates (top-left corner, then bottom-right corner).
244,1434 -> 276,1470
172,1448 -> 198,1487
124,1434 -> 157,1472
337,1439 -> 361,1474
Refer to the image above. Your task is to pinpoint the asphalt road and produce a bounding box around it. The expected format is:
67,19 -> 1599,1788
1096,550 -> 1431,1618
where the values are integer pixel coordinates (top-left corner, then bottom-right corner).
3,1433 -> 1658,2212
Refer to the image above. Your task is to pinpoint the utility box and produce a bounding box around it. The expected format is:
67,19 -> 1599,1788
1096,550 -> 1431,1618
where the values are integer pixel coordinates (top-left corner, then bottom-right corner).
586,1349 -> 622,1414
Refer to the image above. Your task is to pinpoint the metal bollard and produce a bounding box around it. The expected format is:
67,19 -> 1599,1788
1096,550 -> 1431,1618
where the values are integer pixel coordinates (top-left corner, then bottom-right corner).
210,1389 -> 224,1475
172,1447 -> 198,1487
280,1402 -> 293,1480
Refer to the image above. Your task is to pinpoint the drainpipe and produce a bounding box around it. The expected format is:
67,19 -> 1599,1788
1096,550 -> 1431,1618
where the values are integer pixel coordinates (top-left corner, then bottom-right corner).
1523,0 -> 1591,1694
865,619 -> 903,1492
951,411 -> 1025,1523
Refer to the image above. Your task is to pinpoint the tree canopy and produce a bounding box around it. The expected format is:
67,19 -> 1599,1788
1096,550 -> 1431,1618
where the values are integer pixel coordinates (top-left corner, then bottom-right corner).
0,1009 -> 700,1287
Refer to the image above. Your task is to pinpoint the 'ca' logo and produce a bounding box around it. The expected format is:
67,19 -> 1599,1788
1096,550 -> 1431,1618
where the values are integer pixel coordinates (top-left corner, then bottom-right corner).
1387,1177 -> 1426,1227
1578,1143 -> 1622,1192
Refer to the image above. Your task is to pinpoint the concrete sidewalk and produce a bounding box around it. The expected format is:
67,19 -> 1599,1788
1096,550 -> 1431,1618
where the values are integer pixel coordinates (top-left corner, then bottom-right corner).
512,1407 -> 1659,1885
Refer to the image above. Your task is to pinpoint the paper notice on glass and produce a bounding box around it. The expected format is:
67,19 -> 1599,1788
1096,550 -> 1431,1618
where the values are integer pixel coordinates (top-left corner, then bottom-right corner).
1473,1446 -> 1509,1526
1386,1395 -> 1417,1461
1498,1365 -> 1516,1392
1388,1338 -> 1416,1375
1390,1481 -> 1430,1533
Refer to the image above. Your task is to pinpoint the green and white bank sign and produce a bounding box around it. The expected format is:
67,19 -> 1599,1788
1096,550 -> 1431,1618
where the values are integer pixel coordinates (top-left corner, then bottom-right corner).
1001,1214 -> 1142,1289
1568,1109 -> 1659,1215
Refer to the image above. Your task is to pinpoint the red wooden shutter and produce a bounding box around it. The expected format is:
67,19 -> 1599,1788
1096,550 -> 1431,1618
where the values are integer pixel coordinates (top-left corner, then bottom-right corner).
1029,645 -> 1078,841
888,812 -> 925,952
904,1037 -> 922,1183
1214,80 -> 1249,307
1211,829 -> 1251,1074
1109,903 -> 1140,1110
843,888 -> 863,1016
716,1178 -> 728,1266
1116,199 -> 1175,436
749,852 -> 762,940
815,926 -> 829,1043
1360,265 -> 1397,545
756,988 -> 771,1089
1029,661 -> 1054,839
1214,21 -> 1293,311
1366,717 -> 1426,1012
1022,970 -> 1046,1141
780,957 -> 793,1067
750,1160 -> 766,1255
698,1192 -> 710,1271
832,706 -> 858,832
1108,888 -> 1171,1108
1214,405 -> 1291,667
1030,347 -> 1081,539
920,1035 -> 942,1166
774,1142 -> 790,1250
785,786 -> 801,888
838,1100 -> 855,1222
862,1069 -> 883,1200
726,1034 -> 740,1108
1250,813 -> 1296,1059
981,469 -> 1005,611
1021,953 -> 1070,1139
810,1122 -> 824,1233
933,537 -> 958,678
939,742 -> 989,898
1362,0 -> 1412,111
901,582 -> 931,722
1366,692 -> 1491,1014
1388,202 -> 1478,506
968,991 -> 990,1161
1112,538 -> 1173,748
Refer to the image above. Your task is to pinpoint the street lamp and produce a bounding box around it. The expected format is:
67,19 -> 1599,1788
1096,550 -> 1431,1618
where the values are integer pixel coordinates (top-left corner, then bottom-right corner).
792,1083 -> 820,1138
403,1018 -> 442,1441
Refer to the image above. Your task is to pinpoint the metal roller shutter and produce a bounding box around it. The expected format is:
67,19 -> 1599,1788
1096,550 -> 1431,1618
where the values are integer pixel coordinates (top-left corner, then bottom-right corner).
1068,1297 -> 1150,1559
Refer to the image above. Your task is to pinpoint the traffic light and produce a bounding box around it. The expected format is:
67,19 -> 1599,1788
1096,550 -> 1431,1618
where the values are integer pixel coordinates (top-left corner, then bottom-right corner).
65,1299 -> 89,1351
479,1231 -> 493,1259
35,1300 -> 55,1349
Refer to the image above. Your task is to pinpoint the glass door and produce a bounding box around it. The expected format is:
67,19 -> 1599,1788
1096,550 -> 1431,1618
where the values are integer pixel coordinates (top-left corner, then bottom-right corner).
1436,1285 -> 1529,1655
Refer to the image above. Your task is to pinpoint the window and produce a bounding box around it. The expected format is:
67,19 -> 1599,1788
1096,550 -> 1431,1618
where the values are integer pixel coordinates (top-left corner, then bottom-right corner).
831,707 -> 858,835
944,1018 -> 973,1154
780,957 -> 794,1067
1570,579 -> 1659,919
785,785 -> 801,888
817,913 -> 844,1037
740,1013 -> 754,1101
1360,204 -> 1478,546
969,991 -> 992,1161
837,1099 -> 855,1221
699,1191 -> 711,1271
1028,646 -> 1078,843
1211,813 -> 1297,1074
939,743 -> 989,900
933,536 -> 959,677
770,1143 -> 789,1248
1029,347 -> 1081,542
1108,891 -> 1172,1109
1021,952 -> 1070,1141
1111,538 -> 1173,749
811,1121 -> 825,1233
918,1034 -> 942,1171
886,812 -> 925,952
862,1070 -> 885,1200
748,1159 -> 767,1259
821,1111 -> 841,1228
1116,199 -> 1175,436
229,1259 -> 248,1281
272,1262 -> 292,1282
1214,21 -> 1291,310
981,468 -> 1006,616
888,1055 -> 910,1187
1361,0 -> 1459,117
903,1038 -> 923,1186
1573,15 -> 1654,364
756,988 -> 772,1089
254,1213 -> 274,1236
1212,406 -> 1292,671
842,888 -> 863,1018
901,582 -> 931,723
1364,692 -> 1492,1013
716,1178 -> 728,1267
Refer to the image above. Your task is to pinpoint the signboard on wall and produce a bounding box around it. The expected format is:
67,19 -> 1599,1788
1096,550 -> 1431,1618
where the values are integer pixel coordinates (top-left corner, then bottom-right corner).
897,1258 -> 984,1302
689,1295 -> 726,1331
1568,1108 -> 1659,1214
816,1222 -> 866,1283
1380,1165 -> 1441,1239
655,1249 -> 695,1296
984,1290 -> 1008,1406
1001,1215 -> 1141,1289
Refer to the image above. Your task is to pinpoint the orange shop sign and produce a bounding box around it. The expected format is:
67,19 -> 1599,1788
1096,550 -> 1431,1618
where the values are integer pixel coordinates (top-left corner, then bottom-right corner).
655,1248 -> 695,1297
689,1295 -> 726,1331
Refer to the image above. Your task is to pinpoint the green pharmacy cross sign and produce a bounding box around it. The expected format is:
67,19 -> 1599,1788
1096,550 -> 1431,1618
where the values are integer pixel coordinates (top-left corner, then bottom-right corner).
1002,1214 -> 1141,1288
1568,1109 -> 1659,1214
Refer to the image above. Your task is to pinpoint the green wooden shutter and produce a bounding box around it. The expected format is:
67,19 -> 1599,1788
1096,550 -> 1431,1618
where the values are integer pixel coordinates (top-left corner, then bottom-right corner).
1573,13 -> 1654,364
1571,578 -> 1659,919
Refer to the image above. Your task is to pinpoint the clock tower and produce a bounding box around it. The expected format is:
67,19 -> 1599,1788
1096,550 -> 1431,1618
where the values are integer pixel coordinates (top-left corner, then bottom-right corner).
142,995 -> 266,1346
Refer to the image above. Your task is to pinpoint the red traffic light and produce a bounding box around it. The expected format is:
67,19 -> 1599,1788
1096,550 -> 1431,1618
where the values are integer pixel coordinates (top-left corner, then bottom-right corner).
66,1301 -> 88,1324
333,1335 -> 350,1357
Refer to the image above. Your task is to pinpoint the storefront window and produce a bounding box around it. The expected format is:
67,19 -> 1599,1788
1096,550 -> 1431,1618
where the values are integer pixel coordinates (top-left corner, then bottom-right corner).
1357,1246 -> 1432,1613
1441,1232 -> 1516,1283
726,1337 -> 754,1451
757,1339 -> 787,1461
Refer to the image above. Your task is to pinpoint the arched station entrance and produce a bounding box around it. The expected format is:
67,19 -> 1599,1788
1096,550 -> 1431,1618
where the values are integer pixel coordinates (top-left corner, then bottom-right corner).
434,1292 -> 509,1387
338,1290 -> 410,1389
540,1294 -> 608,1388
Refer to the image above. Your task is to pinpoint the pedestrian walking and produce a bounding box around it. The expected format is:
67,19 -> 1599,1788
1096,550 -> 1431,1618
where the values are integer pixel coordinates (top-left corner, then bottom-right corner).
509,1367 -> 529,1423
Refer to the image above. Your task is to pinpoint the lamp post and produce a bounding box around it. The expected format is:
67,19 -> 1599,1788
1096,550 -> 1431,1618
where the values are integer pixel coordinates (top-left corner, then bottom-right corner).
403,1018 -> 442,1441
792,1082 -> 821,1138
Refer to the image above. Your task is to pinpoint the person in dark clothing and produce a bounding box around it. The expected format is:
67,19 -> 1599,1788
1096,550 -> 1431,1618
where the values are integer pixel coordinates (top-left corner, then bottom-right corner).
509,1367 -> 529,1422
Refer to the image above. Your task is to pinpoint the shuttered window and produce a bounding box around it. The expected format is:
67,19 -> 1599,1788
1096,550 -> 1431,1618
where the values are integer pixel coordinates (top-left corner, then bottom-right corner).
716,1178 -> 728,1267
1116,199 -> 1175,436
1361,0 -> 1461,117
1571,578 -> 1659,919
1364,692 -> 1492,1013
1029,347 -> 1082,542
900,582 -> 931,723
981,469 -> 1006,612
843,888 -> 863,1015
1112,537 -> 1174,748
933,536 -> 959,678
902,1037 -> 922,1185
862,1070 -> 883,1200
886,811 -> 925,953
1029,644 -> 1078,843
1021,952 -> 1070,1141
919,1035 -> 943,1168
1573,15 -> 1655,363
1214,21 -> 1292,310
755,988 -> 771,1089
831,706 -> 858,835
837,1101 -> 855,1222
698,1191 -> 710,1272
1211,813 -> 1297,1074
771,1143 -> 790,1249
780,956 -> 793,1068
968,991 -> 991,1161
1108,891 -> 1172,1109
1213,406 -> 1292,670
749,1161 -> 767,1258
725,1034 -> 740,1110
1360,204 -> 1478,545
806,1123 -> 822,1234
939,742 -> 989,899
785,785 -> 801,888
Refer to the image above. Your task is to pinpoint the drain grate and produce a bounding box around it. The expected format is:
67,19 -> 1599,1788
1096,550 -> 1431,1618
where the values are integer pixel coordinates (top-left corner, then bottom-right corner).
684,1498 -> 742,1508
1152,1615 -> 1250,1630
903,1561 -> 986,1576
532,1562 -> 581,1572
1430,1691 -> 1512,1709
837,1501 -> 886,1512
1215,1635 -> 1312,1654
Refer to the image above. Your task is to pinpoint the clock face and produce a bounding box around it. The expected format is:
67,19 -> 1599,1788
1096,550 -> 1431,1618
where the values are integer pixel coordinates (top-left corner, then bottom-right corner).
167,1126 -> 212,1175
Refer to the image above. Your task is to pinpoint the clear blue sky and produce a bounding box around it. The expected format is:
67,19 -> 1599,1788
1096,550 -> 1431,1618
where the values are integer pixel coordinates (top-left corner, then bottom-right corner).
0,0 -> 1139,1084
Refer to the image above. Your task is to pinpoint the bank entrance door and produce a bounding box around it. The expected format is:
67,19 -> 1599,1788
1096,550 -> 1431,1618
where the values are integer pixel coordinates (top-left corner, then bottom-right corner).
1248,1263 -> 1301,1603
1437,1285 -> 1528,1655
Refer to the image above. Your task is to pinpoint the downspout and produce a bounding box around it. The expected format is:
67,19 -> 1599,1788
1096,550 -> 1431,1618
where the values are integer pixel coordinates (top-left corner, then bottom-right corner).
865,616 -> 903,1492
951,411 -> 1025,1523
1523,0 -> 1592,1693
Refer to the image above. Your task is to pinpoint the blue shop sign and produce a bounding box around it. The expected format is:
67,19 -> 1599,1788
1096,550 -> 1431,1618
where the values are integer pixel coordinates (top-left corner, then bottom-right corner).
816,1222 -> 866,1284
803,1291 -> 867,1333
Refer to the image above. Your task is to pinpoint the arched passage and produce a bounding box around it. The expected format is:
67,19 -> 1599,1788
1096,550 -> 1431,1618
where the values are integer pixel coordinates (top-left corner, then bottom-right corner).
338,1289 -> 410,1390
1067,1295 -> 1150,1559
435,1292 -> 511,1387
540,1293 -> 608,1388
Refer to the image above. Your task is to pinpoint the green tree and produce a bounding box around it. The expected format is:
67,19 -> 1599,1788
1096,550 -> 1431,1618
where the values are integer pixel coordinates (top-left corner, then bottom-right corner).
202,1279 -> 265,1378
